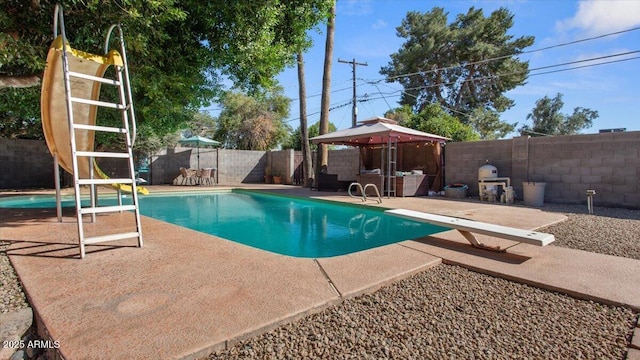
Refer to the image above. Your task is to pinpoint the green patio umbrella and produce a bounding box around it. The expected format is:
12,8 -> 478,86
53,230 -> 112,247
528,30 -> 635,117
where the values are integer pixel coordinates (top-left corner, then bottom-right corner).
178,135 -> 221,169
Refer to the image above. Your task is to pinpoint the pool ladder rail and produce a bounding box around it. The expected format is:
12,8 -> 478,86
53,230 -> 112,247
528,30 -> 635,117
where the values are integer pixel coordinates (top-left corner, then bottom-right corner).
348,182 -> 382,204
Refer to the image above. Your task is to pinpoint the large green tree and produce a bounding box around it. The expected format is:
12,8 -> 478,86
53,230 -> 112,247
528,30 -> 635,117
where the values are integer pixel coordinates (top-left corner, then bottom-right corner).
387,104 -> 478,142
519,93 -> 598,136
215,88 -> 291,150
0,0 -> 332,139
380,7 -> 533,137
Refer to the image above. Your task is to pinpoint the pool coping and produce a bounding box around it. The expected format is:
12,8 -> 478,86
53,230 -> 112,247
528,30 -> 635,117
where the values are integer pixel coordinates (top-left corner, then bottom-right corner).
3,185 -> 640,359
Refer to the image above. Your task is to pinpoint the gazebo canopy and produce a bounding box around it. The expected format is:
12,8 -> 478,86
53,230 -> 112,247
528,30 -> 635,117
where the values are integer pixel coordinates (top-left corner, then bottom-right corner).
310,116 -> 450,146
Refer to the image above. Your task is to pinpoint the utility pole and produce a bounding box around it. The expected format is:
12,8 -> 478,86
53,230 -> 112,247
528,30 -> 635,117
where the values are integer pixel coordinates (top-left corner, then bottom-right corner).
338,58 -> 367,127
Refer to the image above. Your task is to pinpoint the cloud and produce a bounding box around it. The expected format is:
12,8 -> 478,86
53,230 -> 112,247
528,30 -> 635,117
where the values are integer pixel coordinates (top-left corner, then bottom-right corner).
372,19 -> 387,30
338,0 -> 373,16
557,0 -> 640,35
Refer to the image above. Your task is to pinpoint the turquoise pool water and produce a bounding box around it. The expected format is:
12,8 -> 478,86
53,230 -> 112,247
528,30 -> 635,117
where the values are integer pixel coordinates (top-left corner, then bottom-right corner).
0,190 -> 448,258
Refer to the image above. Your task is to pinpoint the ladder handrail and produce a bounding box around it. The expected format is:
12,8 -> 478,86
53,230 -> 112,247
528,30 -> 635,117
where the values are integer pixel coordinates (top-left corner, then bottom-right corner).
105,24 -> 137,147
348,182 -> 366,202
348,182 -> 382,204
363,184 -> 382,204
53,4 -> 86,251
53,4 -> 61,38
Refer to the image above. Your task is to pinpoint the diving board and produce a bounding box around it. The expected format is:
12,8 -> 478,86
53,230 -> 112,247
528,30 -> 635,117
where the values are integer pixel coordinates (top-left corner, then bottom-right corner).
385,208 -> 555,251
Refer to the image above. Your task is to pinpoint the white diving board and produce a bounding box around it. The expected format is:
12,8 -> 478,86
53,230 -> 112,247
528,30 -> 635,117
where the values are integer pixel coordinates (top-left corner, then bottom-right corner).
385,208 -> 555,252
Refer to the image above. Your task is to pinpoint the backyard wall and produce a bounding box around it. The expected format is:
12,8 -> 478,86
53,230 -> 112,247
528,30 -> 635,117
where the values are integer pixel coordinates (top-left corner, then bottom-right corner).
445,131 -> 640,208
3,132 -> 639,209
0,139 -> 55,189
149,147 -> 266,184
325,148 -> 360,182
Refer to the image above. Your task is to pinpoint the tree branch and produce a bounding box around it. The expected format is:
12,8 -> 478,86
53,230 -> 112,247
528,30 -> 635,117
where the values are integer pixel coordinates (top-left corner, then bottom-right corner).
0,75 -> 41,89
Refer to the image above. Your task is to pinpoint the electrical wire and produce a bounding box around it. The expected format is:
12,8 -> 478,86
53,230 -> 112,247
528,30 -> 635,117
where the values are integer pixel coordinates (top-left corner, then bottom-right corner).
378,26 -> 640,83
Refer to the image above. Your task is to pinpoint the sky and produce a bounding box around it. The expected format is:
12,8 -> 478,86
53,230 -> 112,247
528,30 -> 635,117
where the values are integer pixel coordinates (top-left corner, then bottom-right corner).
272,0 -> 640,138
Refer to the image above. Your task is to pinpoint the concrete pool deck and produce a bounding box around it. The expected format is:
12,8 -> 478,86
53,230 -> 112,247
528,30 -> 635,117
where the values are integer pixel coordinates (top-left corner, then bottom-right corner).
2,185 -> 640,359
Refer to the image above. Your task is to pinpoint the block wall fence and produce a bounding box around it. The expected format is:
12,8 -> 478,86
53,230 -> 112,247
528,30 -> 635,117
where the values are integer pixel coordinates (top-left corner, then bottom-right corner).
444,132 -> 640,208
2,131 -> 639,208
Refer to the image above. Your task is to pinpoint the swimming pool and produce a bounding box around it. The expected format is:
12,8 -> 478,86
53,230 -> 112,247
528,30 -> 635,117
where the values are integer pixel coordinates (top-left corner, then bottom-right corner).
0,190 -> 448,258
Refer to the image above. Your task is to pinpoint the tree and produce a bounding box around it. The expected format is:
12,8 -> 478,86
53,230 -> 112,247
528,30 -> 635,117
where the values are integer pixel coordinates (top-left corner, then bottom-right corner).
519,93 -> 598,136
284,121 -> 337,150
296,53 -> 314,187
380,7 -> 534,137
468,108 -> 515,140
315,1 -> 335,182
0,1 -> 333,139
215,89 -> 291,150
399,104 -> 478,142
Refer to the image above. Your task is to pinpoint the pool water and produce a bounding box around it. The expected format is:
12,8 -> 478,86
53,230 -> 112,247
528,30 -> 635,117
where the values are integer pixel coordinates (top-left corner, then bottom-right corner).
0,190 -> 448,258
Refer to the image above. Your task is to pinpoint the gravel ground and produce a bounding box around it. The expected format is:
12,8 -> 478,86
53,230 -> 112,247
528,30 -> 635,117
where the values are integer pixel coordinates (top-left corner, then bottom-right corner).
539,204 -> 640,260
208,265 -> 636,359
0,242 -> 28,313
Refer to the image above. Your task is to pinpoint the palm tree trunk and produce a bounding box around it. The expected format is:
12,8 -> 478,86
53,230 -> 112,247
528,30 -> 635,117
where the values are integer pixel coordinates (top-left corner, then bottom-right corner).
297,53 -> 314,187
314,1 -> 335,187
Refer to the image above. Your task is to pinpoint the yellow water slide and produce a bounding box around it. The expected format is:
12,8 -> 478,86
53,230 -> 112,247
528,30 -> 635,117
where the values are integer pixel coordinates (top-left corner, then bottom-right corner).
41,36 -> 148,195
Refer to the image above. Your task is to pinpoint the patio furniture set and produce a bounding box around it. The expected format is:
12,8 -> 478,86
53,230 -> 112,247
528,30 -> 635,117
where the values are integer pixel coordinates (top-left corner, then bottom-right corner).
176,167 -> 216,186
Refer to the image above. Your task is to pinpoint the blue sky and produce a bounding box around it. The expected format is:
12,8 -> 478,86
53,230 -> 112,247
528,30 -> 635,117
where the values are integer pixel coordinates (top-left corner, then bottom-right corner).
274,0 -> 640,138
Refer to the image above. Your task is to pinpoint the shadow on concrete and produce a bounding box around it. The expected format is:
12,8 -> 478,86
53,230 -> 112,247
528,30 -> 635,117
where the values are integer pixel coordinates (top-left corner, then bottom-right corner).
409,235 -> 531,265
4,240 -> 136,259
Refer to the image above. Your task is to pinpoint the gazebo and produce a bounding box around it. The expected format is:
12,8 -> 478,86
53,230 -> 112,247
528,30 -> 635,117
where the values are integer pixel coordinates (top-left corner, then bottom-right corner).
311,117 -> 449,197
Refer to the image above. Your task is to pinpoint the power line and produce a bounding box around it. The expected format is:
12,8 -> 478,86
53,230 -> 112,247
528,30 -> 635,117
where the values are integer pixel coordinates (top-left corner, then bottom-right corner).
377,26 -> 640,83
356,55 -> 640,112
395,50 -> 640,94
284,99 -> 353,123
283,52 -> 639,124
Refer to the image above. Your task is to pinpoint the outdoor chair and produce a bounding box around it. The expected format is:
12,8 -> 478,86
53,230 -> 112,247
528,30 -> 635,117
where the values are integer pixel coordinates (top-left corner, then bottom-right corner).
179,167 -> 197,185
197,168 -> 212,186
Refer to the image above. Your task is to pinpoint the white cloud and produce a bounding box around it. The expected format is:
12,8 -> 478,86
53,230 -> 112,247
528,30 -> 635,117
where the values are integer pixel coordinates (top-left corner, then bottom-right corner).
557,0 -> 640,35
338,0 -> 373,16
372,19 -> 387,30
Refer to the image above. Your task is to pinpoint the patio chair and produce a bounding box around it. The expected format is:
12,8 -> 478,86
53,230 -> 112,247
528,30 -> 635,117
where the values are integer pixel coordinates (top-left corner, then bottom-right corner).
179,167 -> 197,185
197,168 -> 212,186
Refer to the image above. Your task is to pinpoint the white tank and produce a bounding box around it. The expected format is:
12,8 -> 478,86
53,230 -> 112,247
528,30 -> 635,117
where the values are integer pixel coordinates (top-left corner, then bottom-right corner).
478,164 -> 498,180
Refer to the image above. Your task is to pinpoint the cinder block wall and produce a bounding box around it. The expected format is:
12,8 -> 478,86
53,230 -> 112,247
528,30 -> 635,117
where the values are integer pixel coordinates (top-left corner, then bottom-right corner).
270,149 -> 293,184
445,131 -> 640,208
326,148 -> 360,181
150,147 -> 217,184
445,139 -> 513,187
0,139 -> 55,188
4,133 -> 639,209
217,149 -> 266,184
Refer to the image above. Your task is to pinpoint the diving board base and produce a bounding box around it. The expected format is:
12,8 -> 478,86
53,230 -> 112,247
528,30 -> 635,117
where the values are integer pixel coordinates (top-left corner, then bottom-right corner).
457,230 -> 505,252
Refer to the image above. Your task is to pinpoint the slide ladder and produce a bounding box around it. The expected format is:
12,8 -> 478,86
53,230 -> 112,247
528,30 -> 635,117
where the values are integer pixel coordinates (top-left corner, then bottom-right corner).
43,5 -> 143,258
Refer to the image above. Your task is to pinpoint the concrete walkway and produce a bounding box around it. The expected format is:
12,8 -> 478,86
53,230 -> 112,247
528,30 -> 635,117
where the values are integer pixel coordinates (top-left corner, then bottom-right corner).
2,185 -> 639,359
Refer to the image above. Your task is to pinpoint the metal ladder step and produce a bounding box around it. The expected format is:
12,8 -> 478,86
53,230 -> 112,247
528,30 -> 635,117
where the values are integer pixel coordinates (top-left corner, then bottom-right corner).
73,123 -> 127,133
75,151 -> 130,158
84,231 -> 140,245
79,204 -> 137,215
70,96 -> 126,109
77,178 -> 134,185
68,70 -> 120,85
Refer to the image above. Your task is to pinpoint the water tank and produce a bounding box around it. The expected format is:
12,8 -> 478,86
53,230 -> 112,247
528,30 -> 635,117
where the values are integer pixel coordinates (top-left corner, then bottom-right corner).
478,163 -> 498,180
